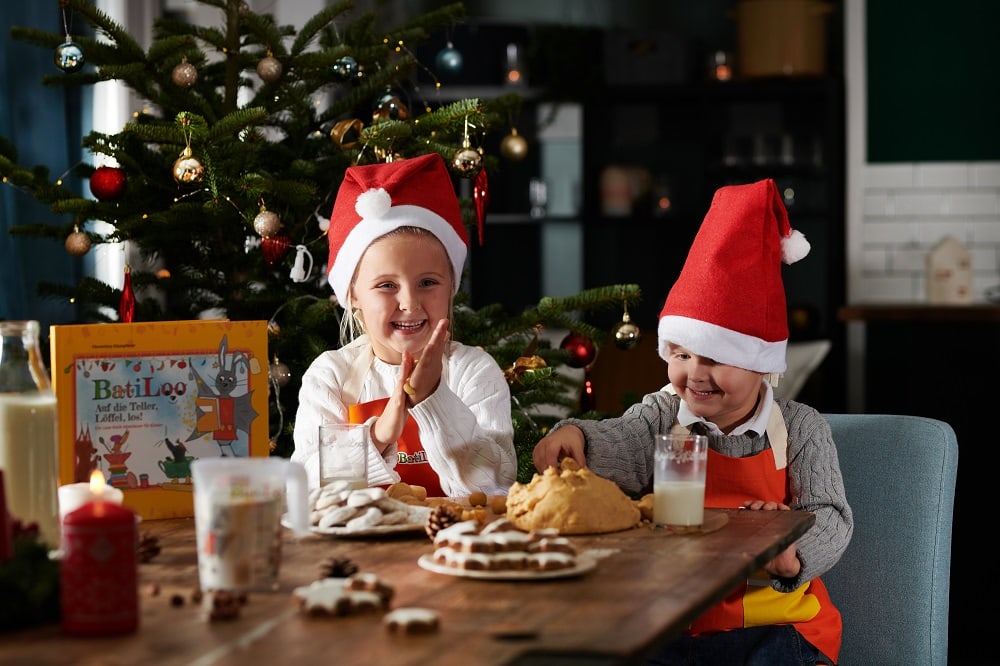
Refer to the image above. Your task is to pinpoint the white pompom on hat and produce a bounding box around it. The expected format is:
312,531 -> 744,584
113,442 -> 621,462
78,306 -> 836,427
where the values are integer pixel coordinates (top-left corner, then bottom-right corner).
326,153 -> 469,306
657,178 -> 809,374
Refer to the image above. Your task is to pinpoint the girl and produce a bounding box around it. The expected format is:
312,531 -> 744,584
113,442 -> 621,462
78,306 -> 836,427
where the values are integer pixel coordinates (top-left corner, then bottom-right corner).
292,154 -> 516,497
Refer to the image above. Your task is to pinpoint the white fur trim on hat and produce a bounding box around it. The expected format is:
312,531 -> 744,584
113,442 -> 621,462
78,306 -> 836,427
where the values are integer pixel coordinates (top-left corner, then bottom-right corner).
658,315 -> 788,374
327,201 -> 467,307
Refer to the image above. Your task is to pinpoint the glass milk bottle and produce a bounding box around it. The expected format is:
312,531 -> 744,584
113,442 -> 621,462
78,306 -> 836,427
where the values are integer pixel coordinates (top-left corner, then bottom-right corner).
0,321 -> 60,548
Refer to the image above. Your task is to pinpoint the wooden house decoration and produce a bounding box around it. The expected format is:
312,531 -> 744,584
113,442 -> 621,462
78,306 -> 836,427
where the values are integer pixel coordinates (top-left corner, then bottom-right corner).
927,236 -> 972,304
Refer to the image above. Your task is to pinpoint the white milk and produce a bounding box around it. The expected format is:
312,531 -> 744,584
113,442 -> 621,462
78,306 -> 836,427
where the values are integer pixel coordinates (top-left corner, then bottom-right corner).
320,474 -> 367,490
0,393 -> 60,547
653,480 -> 705,527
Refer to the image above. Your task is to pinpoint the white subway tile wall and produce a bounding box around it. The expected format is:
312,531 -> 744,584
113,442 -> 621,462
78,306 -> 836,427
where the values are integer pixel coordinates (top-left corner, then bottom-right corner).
858,162 -> 1000,302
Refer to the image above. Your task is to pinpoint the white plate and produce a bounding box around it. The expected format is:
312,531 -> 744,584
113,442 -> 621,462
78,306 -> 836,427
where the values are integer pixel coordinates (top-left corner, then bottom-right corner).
416,552 -> 598,581
283,515 -> 428,538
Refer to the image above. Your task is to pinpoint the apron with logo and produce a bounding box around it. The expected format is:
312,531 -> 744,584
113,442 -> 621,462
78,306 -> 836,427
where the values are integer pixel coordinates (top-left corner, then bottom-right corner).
673,403 -> 841,661
341,349 -> 445,498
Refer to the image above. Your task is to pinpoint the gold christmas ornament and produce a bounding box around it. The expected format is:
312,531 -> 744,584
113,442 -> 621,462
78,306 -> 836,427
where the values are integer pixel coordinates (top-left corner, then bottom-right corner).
503,355 -> 547,384
171,60 -> 197,88
253,208 -> 282,237
452,115 -> 483,177
452,146 -> 481,176
612,300 -> 642,350
330,118 -> 363,149
257,54 -> 283,83
65,226 -> 91,257
172,146 -> 204,184
500,128 -> 528,161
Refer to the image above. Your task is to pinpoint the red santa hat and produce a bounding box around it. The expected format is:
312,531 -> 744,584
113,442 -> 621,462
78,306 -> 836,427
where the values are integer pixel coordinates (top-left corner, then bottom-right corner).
326,153 -> 468,306
657,178 -> 810,374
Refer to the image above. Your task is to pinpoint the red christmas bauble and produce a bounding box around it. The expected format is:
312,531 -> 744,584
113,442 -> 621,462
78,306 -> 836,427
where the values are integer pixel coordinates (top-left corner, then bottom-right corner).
90,166 -> 127,200
560,332 -> 597,368
261,233 -> 292,267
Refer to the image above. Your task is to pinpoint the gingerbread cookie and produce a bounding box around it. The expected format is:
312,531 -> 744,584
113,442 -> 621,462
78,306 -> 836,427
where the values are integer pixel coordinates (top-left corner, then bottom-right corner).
384,607 -> 440,634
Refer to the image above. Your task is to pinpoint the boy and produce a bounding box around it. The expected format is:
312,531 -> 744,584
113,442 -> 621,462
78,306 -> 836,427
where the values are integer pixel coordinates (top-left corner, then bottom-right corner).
533,179 -> 853,665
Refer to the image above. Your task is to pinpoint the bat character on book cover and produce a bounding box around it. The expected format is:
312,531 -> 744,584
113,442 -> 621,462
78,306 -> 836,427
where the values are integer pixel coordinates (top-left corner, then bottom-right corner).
186,335 -> 258,456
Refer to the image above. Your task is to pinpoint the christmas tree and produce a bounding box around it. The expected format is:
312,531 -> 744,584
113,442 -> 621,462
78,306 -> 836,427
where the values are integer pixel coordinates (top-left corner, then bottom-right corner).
1,0 -> 641,481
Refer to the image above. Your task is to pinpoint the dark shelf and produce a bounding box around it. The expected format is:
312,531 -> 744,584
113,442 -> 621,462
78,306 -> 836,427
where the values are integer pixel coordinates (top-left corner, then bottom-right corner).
579,76 -> 846,412
839,303 -> 1000,322
485,213 -> 579,225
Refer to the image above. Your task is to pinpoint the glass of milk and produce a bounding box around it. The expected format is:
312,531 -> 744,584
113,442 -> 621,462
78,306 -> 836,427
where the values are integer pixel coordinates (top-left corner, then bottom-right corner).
654,433 -> 708,529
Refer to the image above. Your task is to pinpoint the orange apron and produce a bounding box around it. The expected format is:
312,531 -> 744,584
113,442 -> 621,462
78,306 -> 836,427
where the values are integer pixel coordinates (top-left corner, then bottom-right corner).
342,347 -> 445,498
347,399 -> 444,498
674,404 -> 842,662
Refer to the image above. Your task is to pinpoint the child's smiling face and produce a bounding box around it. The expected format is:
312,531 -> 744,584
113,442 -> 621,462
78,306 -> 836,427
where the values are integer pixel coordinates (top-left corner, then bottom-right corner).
350,230 -> 453,365
665,342 -> 765,434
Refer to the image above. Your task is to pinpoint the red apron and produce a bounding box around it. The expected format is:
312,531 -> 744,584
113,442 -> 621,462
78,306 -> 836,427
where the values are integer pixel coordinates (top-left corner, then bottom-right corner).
675,405 -> 842,662
347,399 -> 444,499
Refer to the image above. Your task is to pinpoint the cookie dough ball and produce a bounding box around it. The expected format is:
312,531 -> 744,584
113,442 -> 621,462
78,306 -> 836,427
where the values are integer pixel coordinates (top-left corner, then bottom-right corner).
506,458 -> 640,534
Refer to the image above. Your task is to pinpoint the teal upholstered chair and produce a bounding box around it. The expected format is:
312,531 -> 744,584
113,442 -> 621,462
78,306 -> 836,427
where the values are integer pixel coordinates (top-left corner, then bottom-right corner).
822,414 -> 958,665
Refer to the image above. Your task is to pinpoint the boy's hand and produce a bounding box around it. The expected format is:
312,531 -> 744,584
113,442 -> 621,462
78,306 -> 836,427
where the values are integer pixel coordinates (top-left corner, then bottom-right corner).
532,425 -> 587,472
741,500 -> 802,578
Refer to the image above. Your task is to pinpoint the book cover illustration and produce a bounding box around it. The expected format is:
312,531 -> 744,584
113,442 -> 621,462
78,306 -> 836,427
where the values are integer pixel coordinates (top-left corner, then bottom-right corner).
52,320 -> 269,519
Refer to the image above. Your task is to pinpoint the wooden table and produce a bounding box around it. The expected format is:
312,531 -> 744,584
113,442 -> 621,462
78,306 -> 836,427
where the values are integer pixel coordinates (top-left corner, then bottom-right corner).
0,508 -> 814,666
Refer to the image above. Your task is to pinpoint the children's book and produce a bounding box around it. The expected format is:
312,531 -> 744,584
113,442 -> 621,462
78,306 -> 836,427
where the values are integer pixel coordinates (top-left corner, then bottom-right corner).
50,320 -> 269,519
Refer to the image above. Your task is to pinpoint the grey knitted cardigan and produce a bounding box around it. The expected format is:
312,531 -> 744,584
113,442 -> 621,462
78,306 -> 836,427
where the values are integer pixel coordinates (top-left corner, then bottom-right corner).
554,391 -> 854,593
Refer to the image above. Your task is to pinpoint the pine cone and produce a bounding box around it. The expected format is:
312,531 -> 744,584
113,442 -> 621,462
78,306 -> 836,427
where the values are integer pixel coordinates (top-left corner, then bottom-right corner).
137,533 -> 162,563
318,557 -> 359,580
425,504 -> 460,540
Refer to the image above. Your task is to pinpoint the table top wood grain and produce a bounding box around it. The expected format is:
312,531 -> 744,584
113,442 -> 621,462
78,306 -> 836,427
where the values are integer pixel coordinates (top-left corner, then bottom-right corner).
0,508 -> 814,666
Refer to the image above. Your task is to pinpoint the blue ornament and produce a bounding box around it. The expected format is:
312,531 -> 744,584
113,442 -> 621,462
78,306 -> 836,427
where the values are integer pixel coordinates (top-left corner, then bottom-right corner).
435,44 -> 463,77
331,55 -> 359,82
55,41 -> 84,73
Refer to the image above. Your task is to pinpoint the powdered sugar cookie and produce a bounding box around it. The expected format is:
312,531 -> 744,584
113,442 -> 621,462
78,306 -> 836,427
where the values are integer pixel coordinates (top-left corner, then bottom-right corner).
384,607 -> 439,634
345,506 -> 383,530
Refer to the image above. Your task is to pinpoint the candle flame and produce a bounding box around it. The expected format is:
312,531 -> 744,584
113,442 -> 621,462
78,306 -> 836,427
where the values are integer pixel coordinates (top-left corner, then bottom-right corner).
89,469 -> 107,494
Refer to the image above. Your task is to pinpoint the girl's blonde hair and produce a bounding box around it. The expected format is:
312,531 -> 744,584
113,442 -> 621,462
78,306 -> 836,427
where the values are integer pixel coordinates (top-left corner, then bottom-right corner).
338,226 -> 457,347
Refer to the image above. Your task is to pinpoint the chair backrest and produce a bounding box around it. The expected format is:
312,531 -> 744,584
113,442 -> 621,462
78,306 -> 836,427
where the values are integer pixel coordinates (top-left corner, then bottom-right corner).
822,414 -> 958,666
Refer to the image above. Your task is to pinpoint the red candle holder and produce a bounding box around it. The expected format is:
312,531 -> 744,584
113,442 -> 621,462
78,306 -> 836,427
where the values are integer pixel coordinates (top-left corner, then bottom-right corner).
60,499 -> 139,635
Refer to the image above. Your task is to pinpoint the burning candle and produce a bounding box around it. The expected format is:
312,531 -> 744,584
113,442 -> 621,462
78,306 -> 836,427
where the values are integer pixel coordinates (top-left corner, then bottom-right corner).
58,470 -> 124,523
60,471 -> 138,636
